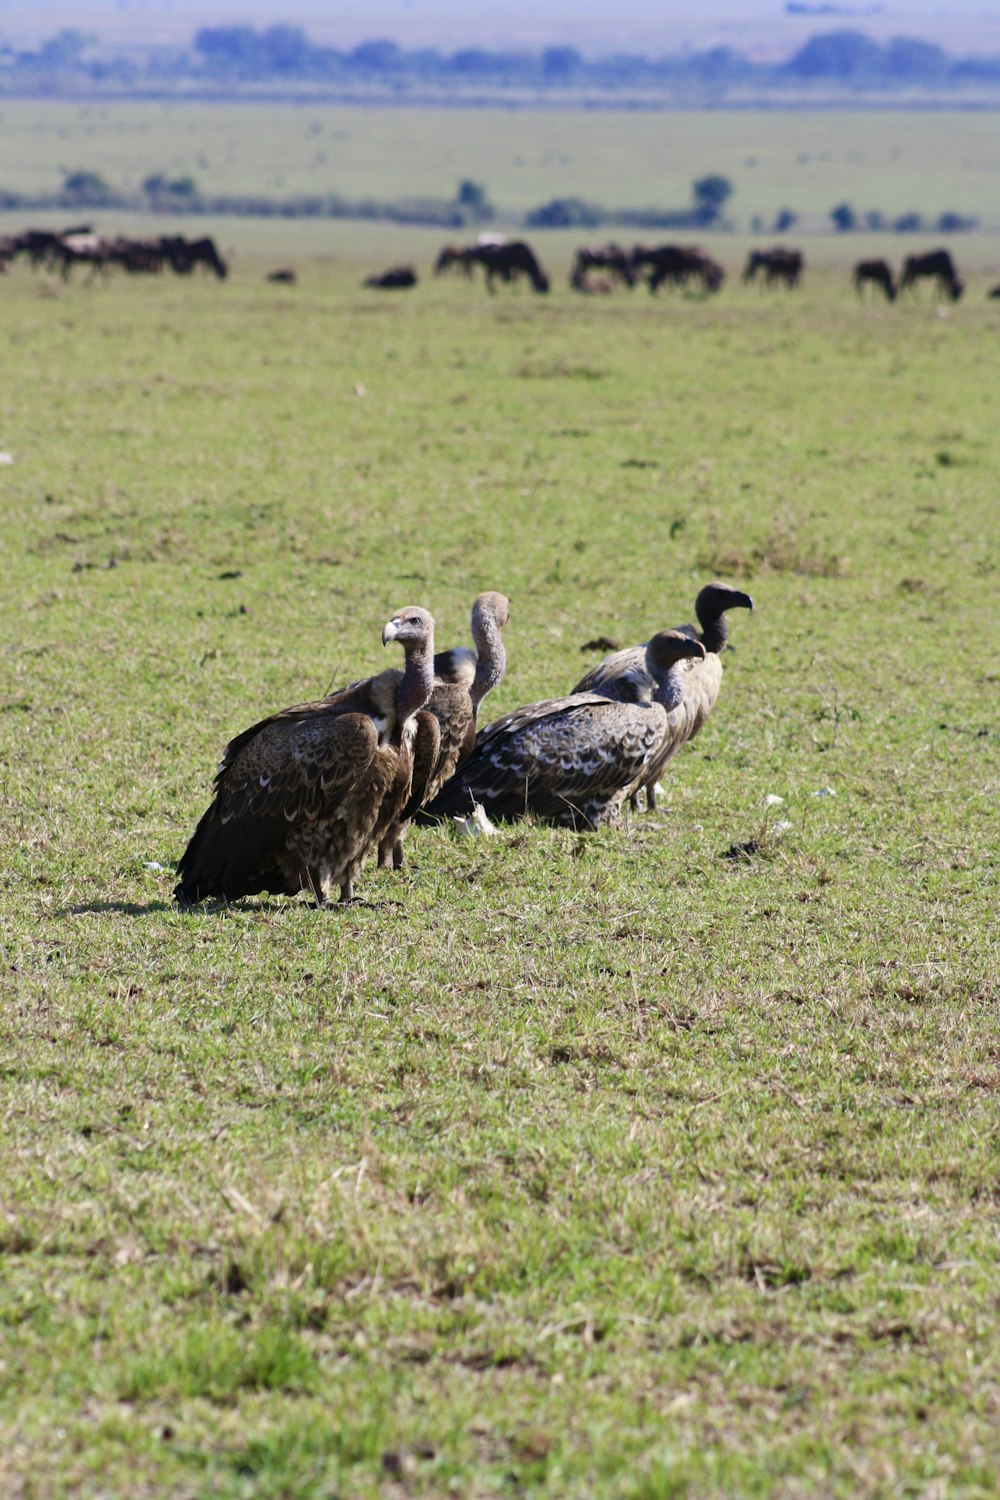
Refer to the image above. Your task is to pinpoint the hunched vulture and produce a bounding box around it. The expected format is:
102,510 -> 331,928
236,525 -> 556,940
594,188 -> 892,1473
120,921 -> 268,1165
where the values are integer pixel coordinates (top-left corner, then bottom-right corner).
174,607 -> 436,907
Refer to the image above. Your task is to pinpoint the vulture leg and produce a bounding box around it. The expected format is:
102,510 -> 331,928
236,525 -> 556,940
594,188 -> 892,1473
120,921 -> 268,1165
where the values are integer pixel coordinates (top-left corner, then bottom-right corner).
376,832 -> 405,870
338,879 -> 356,904
307,868 -> 328,908
646,784 -> 657,811
628,791 -> 640,813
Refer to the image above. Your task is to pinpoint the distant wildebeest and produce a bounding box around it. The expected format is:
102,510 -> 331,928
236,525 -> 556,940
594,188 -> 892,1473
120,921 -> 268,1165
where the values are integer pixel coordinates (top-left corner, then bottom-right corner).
743,247 -> 804,288
469,240 -> 550,294
434,244 -> 475,278
10,229 -> 66,270
120,238 -> 167,274
571,244 -> 635,292
159,235 -> 228,279
632,244 -> 724,295
53,233 -> 116,281
899,249 -> 963,302
267,268 -> 297,284
363,265 -> 418,289
989,284 -> 1000,299
852,258 -> 896,302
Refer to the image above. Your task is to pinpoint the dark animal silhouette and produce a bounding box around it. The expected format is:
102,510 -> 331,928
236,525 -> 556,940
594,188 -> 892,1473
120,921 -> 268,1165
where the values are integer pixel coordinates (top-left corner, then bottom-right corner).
571,244 -> 635,291
159,235 -> 228,279
853,259 -> 896,302
435,245 -> 475,277
899,249 -> 963,301
267,268 -> 297,284
469,240 -> 550,294
363,266 -> 417,289
743,248 -> 804,288
632,245 -> 724,295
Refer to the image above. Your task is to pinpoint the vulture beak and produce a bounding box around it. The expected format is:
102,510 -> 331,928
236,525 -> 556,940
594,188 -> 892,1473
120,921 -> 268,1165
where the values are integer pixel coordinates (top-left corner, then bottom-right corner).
382,618 -> 401,647
735,592 -> 754,612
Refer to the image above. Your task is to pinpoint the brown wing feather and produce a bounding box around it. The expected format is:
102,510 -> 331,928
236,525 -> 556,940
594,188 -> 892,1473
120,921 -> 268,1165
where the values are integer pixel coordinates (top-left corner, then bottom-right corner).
399,710 -> 444,822
175,710 -> 380,903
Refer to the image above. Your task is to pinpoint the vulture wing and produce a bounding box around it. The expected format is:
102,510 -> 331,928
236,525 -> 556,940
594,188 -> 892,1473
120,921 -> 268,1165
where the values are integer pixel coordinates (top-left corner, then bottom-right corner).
573,645 -> 653,702
175,705 -> 381,904
424,692 -> 665,829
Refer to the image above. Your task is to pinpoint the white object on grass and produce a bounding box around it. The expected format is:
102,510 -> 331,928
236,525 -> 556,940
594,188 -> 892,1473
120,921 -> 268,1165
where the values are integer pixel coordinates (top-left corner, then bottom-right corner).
454,804 -> 498,839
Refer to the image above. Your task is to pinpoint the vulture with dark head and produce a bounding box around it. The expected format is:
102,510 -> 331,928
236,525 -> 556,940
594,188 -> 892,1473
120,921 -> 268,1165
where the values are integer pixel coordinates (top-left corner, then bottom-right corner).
573,581 -> 753,810
174,607 -> 436,908
423,630 -> 704,830
378,591 -> 510,869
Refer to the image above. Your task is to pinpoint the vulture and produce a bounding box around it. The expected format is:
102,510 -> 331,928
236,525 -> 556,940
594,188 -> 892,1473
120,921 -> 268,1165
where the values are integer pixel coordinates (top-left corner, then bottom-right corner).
378,591 -> 509,869
572,581 -> 753,810
173,607 -> 436,908
423,630 -> 705,831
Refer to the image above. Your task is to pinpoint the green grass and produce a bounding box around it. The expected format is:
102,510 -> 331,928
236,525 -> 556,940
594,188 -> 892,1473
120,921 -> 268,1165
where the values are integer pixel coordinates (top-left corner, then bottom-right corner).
3,100 -> 1000,229
0,236 -> 998,1497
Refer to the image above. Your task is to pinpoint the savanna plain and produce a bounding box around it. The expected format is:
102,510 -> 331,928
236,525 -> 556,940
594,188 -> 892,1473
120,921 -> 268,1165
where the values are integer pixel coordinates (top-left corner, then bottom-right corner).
1,106 -> 999,1500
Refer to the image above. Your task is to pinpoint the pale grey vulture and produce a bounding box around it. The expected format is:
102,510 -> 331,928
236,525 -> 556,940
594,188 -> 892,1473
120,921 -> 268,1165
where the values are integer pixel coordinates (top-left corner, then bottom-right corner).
424,630 -> 704,830
573,581 -> 752,809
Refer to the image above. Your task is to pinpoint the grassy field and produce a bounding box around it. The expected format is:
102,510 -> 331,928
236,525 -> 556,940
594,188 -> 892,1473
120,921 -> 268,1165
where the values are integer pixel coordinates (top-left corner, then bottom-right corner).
3,100 -> 1000,230
1,237 -> 999,1498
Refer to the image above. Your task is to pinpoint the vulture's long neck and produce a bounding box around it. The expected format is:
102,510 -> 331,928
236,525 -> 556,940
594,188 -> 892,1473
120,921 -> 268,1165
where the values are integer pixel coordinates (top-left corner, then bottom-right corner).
654,660 -> 689,713
396,642 -> 435,730
696,601 -> 729,656
470,611 -> 506,712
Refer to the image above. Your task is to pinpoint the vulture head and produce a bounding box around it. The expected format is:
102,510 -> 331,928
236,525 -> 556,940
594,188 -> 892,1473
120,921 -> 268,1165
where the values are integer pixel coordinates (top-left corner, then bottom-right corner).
470,591 -> 510,709
382,606 -> 436,721
646,629 -> 706,671
694,582 -> 753,654
473,591 -> 510,634
382,606 -> 435,649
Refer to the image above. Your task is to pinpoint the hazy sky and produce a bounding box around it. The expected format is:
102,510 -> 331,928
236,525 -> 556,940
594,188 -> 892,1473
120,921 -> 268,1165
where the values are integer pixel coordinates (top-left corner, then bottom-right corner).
3,0 -> 999,56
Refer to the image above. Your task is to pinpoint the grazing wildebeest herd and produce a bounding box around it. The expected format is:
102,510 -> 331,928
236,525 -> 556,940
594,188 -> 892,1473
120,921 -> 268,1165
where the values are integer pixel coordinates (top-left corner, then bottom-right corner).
0,226 -> 228,280
0,225 -> 986,311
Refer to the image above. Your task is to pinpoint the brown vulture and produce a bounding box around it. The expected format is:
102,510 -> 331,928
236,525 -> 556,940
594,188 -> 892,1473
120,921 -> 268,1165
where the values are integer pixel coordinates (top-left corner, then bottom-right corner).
377,591 -> 509,869
173,607 -> 436,907
423,630 -> 704,830
572,581 -> 753,810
